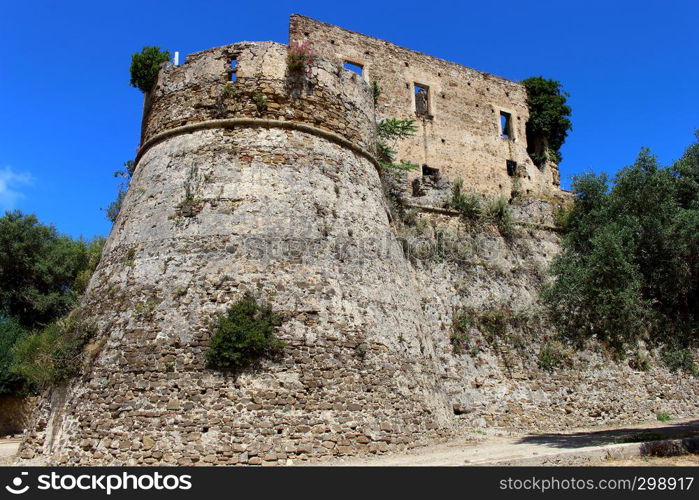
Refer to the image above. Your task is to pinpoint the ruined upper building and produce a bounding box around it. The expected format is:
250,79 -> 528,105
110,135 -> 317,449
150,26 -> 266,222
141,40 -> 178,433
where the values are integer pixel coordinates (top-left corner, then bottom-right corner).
290,15 -> 561,199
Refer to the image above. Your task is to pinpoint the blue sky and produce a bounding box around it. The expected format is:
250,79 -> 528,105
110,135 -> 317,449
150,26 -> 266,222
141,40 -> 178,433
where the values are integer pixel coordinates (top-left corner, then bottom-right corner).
1,0 -> 697,239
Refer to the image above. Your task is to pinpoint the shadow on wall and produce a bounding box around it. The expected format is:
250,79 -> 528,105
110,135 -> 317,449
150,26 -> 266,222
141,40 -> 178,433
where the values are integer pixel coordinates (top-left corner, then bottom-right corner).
514,419 -> 699,450
0,395 -> 35,436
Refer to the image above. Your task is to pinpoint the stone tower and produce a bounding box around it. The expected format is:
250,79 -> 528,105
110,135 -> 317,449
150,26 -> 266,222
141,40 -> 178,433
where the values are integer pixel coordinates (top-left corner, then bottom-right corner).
21,41 -> 454,465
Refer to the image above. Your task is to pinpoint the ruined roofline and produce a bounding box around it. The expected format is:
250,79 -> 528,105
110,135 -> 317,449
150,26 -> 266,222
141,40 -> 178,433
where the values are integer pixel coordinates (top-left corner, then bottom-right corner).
289,14 -> 525,89
179,40 -> 286,64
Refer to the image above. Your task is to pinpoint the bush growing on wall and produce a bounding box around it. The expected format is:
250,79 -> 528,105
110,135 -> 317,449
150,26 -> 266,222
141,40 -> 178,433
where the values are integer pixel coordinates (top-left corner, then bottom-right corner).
106,160 -> 135,224
449,179 -> 483,222
206,293 -> 285,372
130,46 -> 171,93
376,119 -> 418,171
522,77 -> 572,166
449,179 -> 516,239
286,41 -> 315,76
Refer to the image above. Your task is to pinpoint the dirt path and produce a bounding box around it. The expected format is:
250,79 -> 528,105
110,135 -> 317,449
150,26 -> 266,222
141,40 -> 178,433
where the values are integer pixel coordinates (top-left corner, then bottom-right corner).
0,440 -> 21,465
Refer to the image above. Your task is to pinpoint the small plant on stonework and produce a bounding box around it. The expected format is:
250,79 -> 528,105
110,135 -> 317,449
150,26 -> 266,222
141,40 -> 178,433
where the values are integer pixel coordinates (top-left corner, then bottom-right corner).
223,82 -> 237,99
205,293 -> 285,372
129,46 -> 171,93
537,341 -> 568,372
253,92 -> 268,111
287,41 -> 316,76
124,247 -> 136,266
450,312 -> 473,355
354,343 -> 367,359
449,179 -> 483,222
372,81 -> 382,105
656,412 -> 671,422
629,350 -> 651,372
487,196 -> 516,239
376,119 -> 418,171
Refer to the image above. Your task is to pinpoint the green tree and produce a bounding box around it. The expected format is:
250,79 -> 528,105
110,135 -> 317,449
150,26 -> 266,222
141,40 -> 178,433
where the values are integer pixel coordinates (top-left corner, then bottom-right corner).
0,211 -> 94,328
0,318 -> 28,395
522,77 -> 572,165
0,213 -> 105,393
542,135 -> 699,368
129,46 -> 171,93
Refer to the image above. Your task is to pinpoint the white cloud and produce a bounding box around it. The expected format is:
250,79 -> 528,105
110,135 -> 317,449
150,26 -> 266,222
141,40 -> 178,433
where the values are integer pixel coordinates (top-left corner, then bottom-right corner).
0,165 -> 33,210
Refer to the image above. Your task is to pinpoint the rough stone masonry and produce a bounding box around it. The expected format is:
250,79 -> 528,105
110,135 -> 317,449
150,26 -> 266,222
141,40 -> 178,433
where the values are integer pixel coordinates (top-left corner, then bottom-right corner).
18,15 -> 697,465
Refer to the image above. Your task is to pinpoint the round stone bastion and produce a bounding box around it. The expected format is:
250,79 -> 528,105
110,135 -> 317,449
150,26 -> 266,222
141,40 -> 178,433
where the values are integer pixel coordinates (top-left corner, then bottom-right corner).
19,41 -> 454,465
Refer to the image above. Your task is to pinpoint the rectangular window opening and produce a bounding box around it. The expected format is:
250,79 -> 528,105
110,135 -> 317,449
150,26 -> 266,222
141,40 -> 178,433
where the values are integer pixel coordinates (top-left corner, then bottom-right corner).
506,160 -> 517,177
500,111 -> 512,139
230,58 -> 238,82
343,61 -> 363,76
422,165 -> 439,177
414,83 -> 430,117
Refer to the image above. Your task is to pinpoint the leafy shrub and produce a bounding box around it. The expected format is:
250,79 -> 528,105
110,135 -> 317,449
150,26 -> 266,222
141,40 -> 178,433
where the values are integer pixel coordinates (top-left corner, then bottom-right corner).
130,46 -> 171,93
487,196 -> 515,239
537,342 -> 569,372
287,41 -> 315,76
553,203 -> 572,229
660,345 -> 697,375
11,314 -> 95,389
522,77 -> 572,165
0,318 -> 28,395
376,119 -> 418,170
0,211 -> 98,328
72,237 -> 105,294
542,136 -> 699,360
449,179 -> 483,222
206,293 -> 285,372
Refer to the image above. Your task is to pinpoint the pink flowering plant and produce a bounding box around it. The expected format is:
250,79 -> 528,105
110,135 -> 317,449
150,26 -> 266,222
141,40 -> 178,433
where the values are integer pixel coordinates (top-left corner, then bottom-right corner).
287,41 -> 316,76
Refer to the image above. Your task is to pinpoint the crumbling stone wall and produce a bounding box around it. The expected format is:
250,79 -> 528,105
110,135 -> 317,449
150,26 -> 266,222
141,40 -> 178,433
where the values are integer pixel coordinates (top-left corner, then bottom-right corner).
290,15 -> 561,199
19,43 -> 455,466
398,204 -> 699,431
142,42 -> 376,153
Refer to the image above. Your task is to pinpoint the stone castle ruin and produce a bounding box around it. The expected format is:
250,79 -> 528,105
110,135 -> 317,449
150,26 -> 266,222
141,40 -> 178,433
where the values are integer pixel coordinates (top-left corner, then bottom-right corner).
18,15 -> 698,465
289,16 -> 560,200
